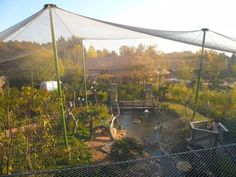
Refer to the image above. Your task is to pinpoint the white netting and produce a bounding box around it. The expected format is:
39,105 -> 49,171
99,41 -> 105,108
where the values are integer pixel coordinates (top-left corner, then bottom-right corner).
1,4 -> 236,57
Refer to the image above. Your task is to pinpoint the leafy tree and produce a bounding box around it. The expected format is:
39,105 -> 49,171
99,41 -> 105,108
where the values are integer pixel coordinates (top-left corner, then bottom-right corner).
62,63 -> 83,88
6,50 -> 64,87
96,48 -> 110,58
87,46 -> 97,58
119,45 -> 135,57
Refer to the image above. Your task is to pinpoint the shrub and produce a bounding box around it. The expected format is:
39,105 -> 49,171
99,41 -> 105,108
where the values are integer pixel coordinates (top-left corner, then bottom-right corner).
109,137 -> 144,162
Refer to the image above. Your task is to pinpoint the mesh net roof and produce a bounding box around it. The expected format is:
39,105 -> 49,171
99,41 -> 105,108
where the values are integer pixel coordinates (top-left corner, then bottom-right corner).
1,4 -> 236,55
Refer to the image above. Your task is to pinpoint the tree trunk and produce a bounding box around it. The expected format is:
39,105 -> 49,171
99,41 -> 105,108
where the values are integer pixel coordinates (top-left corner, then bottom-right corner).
25,136 -> 33,170
73,120 -> 78,134
68,109 -> 78,134
89,117 -> 94,140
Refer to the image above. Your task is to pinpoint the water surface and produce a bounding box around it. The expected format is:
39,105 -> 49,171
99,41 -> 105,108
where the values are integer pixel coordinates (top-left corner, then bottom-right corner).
115,110 -> 174,143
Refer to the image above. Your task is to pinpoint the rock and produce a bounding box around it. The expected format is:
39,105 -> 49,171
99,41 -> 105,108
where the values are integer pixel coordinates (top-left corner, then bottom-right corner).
212,121 -> 218,132
154,126 -> 160,131
162,123 -> 168,129
101,142 -> 113,154
130,150 -> 140,157
176,161 -> 192,172
143,152 -> 150,157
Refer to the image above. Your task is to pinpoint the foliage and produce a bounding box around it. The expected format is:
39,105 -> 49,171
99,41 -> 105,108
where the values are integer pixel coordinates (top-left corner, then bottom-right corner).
6,50 -> 64,87
109,137 -> 144,162
0,87 -> 92,175
118,82 -> 144,100
0,87 -> 59,174
166,83 -> 236,136
167,83 -> 194,104
165,102 -> 209,122
80,104 -> 109,140
62,59 -> 83,88
87,46 -> 97,58
51,137 -> 92,168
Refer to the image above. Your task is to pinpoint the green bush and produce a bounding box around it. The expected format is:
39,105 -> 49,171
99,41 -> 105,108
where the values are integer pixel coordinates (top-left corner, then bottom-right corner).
0,87 -> 93,175
109,137 -> 144,162
50,137 -> 92,168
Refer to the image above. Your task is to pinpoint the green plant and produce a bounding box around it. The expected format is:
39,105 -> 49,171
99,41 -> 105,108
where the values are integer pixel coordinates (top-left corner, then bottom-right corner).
109,137 -> 144,162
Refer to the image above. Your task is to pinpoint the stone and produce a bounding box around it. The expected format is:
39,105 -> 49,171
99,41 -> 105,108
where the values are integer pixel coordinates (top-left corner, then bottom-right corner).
101,142 -> 113,154
176,161 -> 192,172
143,152 -> 150,157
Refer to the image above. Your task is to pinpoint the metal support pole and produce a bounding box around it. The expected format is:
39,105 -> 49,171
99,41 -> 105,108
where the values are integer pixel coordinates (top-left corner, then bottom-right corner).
48,5 -> 68,146
193,28 -> 208,119
81,40 -> 88,106
31,72 -> 34,88
31,72 -> 34,116
158,68 -> 161,88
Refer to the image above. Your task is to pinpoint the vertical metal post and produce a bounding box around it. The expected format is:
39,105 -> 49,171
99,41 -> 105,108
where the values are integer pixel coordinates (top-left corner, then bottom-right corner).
48,5 -> 68,146
193,28 -> 208,119
31,72 -> 34,118
158,68 -> 161,88
31,72 -> 34,88
81,40 -> 88,106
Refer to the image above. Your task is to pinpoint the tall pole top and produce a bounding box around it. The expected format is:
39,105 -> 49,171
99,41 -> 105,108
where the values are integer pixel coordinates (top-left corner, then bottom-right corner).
201,28 -> 209,32
44,4 -> 57,9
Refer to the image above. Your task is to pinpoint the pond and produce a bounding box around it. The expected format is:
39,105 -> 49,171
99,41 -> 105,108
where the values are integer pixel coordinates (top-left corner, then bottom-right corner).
115,110 -> 178,145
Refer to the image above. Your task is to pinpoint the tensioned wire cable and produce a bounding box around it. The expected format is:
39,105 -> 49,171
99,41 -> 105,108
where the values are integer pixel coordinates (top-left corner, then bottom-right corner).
0,8 -> 80,64
207,31 -> 235,55
1,5 -> 236,53
9,11 -> 44,42
0,10 -> 49,63
211,30 -> 236,44
55,5 -> 205,48
55,7 -> 148,55
161,31 -> 203,57
53,7 -> 236,53
208,32 -> 224,53
54,11 -> 202,79
53,8 -> 76,39
1,7 -> 236,63
0,9 -> 44,41
57,6 -> 202,38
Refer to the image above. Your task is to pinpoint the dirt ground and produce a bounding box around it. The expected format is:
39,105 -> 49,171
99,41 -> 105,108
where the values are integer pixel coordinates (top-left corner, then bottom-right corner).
85,130 -> 126,162
86,136 -> 111,162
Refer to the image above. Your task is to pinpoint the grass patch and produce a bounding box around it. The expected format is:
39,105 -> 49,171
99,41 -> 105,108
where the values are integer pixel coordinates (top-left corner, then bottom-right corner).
164,102 -> 211,123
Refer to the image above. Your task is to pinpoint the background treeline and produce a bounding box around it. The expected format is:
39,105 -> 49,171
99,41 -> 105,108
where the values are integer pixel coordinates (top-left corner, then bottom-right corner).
1,37 -> 236,88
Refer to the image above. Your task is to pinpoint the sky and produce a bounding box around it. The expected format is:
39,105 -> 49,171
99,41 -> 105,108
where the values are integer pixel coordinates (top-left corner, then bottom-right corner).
1,0 -> 236,53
